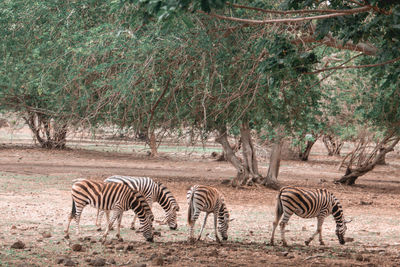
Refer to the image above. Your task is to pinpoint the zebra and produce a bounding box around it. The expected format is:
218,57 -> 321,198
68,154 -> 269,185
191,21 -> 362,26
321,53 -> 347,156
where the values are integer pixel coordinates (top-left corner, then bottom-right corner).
187,185 -> 230,243
270,186 -> 352,246
64,179 -> 154,243
96,175 -> 180,230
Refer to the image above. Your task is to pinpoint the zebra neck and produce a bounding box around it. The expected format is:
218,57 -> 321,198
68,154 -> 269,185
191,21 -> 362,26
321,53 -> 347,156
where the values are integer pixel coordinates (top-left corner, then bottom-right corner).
156,187 -> 170,210
331,201 -> 345,225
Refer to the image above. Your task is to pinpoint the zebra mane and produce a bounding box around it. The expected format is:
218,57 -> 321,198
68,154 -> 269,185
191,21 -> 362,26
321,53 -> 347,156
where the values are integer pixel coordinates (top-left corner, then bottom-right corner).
155,181 -> 180,211
331,194 -> 345,225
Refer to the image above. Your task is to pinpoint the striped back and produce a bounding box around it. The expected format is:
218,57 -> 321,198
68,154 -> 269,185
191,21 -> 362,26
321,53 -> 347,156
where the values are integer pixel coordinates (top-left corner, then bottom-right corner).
105,175 -> 180,229
71,179 -> 154,240
279,186 -> 347,243
187,185 -> 229,240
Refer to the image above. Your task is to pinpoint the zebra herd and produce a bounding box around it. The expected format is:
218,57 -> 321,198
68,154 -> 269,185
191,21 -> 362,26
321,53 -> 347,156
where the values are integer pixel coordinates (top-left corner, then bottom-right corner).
64,176 -> 351,246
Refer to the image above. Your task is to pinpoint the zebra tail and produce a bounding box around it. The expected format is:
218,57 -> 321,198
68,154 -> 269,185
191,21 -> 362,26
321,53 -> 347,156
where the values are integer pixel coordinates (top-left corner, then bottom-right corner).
187,190 -> 195,226
275,190 -> 283,218
71,199 -> 76,217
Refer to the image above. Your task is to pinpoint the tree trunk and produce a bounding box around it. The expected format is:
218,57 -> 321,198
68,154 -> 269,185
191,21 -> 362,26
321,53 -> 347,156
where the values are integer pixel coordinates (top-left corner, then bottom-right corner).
215,127 -> 245,187
149,131 -> 158,157
335,135 -> 400,185
376,148 -> 387,165
299,140 -> 316,161
240,121 -> 261,185
261,141 -> 281,190
323,135 -> 343,156
24,112 -> 67,149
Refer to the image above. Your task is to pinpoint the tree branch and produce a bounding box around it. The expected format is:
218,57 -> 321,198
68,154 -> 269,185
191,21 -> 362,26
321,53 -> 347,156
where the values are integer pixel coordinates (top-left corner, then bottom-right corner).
227,2 -> 371,15
306,56 -> 400,74
199,6 -> 372,25
292,35 -> 378,56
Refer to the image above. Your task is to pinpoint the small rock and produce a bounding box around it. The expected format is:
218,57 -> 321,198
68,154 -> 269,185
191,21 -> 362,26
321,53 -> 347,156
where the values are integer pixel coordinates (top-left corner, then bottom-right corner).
64,259 -> 76,266
56,258 -> 65,264
302,226 -> 307,231
92,251 -> 99,255
85,258 -> 92,263
36,239 -> 43,242
89,258 -> 106,266
42,231 -> 52,238
108,258 -> 116,264
221,179 -> 231,185
133,264 -> 147,267
360,201 -> 373,205
345,237 -> 354,242
11,240 -> 25,249
278,252 -> 289,257
125,244 -> 134,251
84,236 -> 91,241
71,243 -> 82,252
116,245 -> 124,250
208,249 -> 218,257
11,225 -> 17,230
90,240 -> 97,244
355,254 -> 364,261
152,257 -> 164,266
154,231 -> 161,236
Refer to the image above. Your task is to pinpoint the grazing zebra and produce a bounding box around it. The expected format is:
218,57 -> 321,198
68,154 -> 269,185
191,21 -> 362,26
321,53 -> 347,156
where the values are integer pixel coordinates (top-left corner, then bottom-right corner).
270,186 -> 351,246
96,175 -> 180,230
64,179 -> 154,243
187,185 -> 230,243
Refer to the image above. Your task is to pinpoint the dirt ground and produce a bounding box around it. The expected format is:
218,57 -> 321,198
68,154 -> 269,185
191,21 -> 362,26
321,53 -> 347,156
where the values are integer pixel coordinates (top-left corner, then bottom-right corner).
1,134 -> 400,266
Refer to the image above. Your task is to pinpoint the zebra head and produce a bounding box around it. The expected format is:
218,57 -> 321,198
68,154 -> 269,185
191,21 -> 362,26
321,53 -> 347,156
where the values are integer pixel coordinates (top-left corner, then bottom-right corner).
166,204 -> 179,230
218,203 -> 230,241
336,219 -> 351,245
156,181 -> 180,230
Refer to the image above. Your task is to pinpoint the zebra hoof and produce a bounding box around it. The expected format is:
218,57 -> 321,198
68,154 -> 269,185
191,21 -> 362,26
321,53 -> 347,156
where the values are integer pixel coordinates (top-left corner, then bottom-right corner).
305,240 -> 310,246
130,226 -> 135,230
96,228 -> 102,232
282,242 -> 288,247
319,241 -> 325,246
64,234 -> 70,239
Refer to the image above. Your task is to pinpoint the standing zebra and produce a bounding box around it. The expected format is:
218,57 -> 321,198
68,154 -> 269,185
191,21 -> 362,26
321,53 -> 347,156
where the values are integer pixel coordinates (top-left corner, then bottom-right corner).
64,179 -> 154,243
187,185 -> 230,243
96,175 -> 180,230
270,186 -> 351,246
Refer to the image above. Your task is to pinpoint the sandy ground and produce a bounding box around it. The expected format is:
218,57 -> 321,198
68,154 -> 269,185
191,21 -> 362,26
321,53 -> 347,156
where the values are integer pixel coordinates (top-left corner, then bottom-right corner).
1,132 -> 400,266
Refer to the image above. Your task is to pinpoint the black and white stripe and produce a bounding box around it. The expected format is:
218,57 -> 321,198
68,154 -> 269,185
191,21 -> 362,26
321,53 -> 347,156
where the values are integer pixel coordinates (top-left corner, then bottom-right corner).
270,186 -> 351,246
97,175 -> 180,230
64,179 -> 154,242
187,185 -> 230,243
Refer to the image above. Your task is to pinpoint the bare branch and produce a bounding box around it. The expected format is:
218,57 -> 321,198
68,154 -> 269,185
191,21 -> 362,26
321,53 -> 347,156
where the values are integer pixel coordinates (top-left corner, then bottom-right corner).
306,56 -> 400,74
227,2 -> 370,15
199,6 -> 372,25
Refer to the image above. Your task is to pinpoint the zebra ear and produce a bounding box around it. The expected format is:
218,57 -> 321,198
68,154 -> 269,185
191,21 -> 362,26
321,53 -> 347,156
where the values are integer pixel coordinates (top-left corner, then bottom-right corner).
344,219 -> 352,224
229,218 -> 235,222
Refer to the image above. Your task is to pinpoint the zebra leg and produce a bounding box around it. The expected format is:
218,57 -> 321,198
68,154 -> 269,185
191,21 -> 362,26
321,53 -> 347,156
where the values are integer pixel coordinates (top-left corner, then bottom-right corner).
213,212 -> 221,243
115,212 -> 124,241
96,209 -> 103,231
105,211 -> 114,231
64,212 -> 74,239
197,213 -> 209,241
270,209 -> 283,246
305,217 -> 325,246
101,210 -> 120,243
131,214 -> 137,230
279,213 -> 292,247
